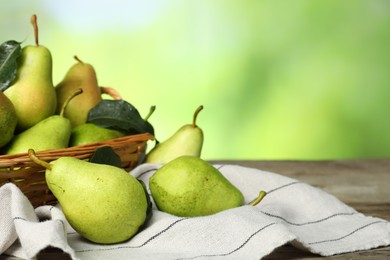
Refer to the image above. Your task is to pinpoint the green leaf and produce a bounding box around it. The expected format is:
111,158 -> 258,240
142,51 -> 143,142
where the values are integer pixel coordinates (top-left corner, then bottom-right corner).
0,40 -> 21,91
87,99 -> 154,135
89,146 -> 122,168
144,120 -> 155,136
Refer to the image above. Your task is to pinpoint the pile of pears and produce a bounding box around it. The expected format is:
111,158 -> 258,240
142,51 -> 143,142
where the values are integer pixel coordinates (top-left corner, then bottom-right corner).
1,15 -> 266,245
145,106 -> 266,217
24,103 -> 265,245
0,15 -> 132,155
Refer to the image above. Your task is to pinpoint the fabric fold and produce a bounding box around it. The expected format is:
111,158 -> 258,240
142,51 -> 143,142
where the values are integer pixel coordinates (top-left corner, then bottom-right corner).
0,163 -> 389,259
0,184 -> 76,259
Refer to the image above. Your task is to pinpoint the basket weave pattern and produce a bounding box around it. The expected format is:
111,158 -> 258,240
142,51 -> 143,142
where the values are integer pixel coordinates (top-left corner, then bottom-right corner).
0,133 -> 154,207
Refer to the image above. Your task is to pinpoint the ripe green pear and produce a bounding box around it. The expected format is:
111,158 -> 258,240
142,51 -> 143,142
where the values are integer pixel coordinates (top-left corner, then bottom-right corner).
146,106 -> 204,164
4,15 -> 56,131
69,123 -> 125,146
0,92 -> 17,148
3,89 -> 82,155
29,151 -> 148,244
3,115 -> 71,155
149,156 -> 244,217
55,56 -> 102,127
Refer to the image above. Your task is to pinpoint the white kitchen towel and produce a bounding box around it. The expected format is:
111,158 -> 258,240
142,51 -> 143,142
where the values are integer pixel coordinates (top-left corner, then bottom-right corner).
0,182 -> 76,259
1,163 -> 390,259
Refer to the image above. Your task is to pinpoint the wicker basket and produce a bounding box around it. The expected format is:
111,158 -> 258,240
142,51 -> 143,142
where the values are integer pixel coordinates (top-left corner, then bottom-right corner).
0,133 -> 154,207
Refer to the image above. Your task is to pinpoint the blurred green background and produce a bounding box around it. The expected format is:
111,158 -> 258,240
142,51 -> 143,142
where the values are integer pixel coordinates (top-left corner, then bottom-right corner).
2,0 -> 390,160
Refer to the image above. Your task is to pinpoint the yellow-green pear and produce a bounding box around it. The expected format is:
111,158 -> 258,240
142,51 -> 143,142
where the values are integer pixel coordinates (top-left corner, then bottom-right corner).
69,123 -> 125,146
149,156 -> 244,217
55,56 -> 122,127
3,89 -> 82,155
146,106 -> 204,164
4,15 -> 56,131
28,150 -> 148,244
0,92 -> 17,148
55,56 -> 100,127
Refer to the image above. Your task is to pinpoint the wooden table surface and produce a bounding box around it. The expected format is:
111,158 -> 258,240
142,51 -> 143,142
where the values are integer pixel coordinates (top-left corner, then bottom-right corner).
1,159 -> 390,259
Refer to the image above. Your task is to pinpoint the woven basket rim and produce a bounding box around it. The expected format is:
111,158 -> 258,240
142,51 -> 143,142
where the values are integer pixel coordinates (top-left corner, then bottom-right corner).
0,132 -> 154,207
0,132 -> 154,167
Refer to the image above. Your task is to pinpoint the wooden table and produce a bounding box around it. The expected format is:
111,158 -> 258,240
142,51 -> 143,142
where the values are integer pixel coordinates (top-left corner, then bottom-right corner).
1,159 -> 390,259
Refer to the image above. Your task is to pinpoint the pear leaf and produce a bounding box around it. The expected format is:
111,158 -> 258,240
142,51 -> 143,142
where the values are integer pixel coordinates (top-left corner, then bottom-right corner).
144,120 -> 155,136
0,40 -> 21,91
87,99 -> 155,135
90,146 -> 122,168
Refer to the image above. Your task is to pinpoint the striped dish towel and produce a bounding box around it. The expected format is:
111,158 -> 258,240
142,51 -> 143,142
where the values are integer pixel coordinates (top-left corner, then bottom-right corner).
1,163 -> 390,259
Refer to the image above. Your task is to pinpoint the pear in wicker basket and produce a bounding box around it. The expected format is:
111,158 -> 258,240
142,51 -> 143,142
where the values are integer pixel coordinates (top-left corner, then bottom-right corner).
4,15 -> 57,131
0,92 -> 17,148
3,88 -> 82,155
69,123 -> 125,146
55,55 -> 122,128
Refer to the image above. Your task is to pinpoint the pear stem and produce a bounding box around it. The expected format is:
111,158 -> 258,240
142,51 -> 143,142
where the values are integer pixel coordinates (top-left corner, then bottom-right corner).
144,105 -> 156,121
60,88 -> 83,117
31,14 -> 39,46
192,105 -> 203,127
74,55 -> 84,64
249,191 -> 267,206
28,149 -> 52,170
100,87 -> 122,100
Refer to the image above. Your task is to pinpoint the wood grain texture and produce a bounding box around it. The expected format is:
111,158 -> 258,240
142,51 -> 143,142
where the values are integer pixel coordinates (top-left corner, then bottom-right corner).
1,159 -> 390,259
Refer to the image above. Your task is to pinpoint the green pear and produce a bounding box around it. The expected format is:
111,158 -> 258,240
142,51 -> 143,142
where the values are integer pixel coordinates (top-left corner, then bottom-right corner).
55,56 -> 122,127
149,156 -> 244,217
0,92 -> 17,148
69,123 -> 125,146
146,106 -> 204,164
28,149 -> 148,244
3,89 -> 82,155
55,56 -> 101,127
4,15 -> 57,131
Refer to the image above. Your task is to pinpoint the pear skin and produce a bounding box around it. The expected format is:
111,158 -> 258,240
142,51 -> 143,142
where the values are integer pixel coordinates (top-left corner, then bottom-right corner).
3,115 -> 71,154
4,15 -> 56,131
146,106 -> 204,164
3,89 -> 82,155
33,154 -> 148,244
0,92 -> 17,147
149,156 -> 244,217
55,56 -> 102,127
69,123 -> 125,146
